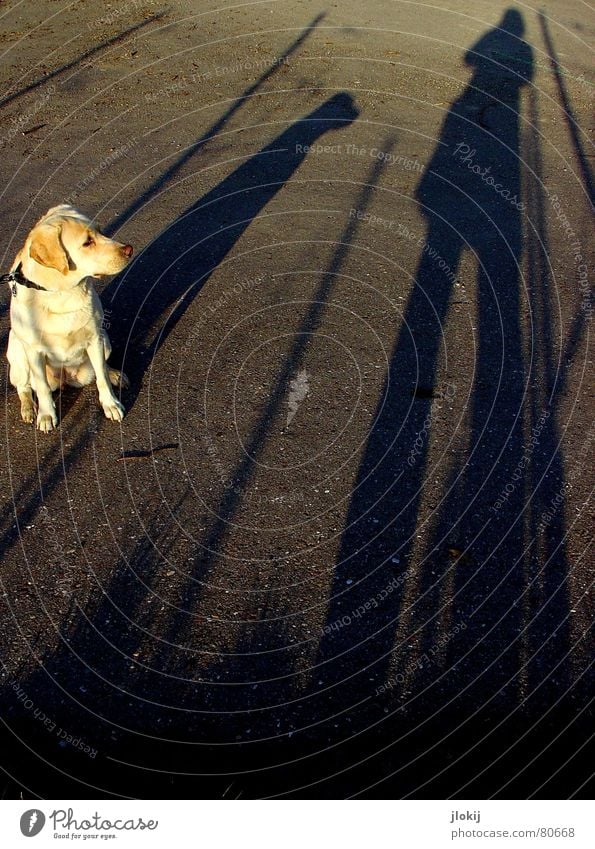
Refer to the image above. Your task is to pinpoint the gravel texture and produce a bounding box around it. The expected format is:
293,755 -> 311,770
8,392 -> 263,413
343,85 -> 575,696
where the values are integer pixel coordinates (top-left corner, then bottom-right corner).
0,0 -> 592,798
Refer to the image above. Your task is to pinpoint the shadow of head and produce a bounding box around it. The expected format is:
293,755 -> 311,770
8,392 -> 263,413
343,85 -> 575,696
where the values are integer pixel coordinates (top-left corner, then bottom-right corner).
500,7 -> 525,35
465,6 -> 533,90
306,92 -> 359,127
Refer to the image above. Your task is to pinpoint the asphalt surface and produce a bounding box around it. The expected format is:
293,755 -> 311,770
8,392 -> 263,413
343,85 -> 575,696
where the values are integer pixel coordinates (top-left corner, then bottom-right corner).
0,0 -> 593,798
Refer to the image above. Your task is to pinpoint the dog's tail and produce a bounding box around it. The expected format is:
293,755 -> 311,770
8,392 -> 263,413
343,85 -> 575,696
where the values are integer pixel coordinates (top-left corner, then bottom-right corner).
108,368 -> 130,390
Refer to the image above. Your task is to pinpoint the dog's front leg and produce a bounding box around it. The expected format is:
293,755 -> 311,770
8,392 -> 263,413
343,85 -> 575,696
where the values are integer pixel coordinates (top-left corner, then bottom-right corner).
27,350 -> 58,432
87,336 -> 125,422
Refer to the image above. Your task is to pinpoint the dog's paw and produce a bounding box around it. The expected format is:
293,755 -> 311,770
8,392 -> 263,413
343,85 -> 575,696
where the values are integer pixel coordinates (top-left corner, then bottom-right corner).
20,401 -> 35,424
37,412 -> 57,432
102,399 -> 125,422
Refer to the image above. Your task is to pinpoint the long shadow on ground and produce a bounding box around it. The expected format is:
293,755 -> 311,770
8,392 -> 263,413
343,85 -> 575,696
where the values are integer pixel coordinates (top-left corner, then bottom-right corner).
1,9 -> 592,800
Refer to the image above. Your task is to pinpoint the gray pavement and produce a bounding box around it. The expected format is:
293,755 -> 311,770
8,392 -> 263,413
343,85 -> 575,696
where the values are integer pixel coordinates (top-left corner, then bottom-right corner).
0,0 -> 593,798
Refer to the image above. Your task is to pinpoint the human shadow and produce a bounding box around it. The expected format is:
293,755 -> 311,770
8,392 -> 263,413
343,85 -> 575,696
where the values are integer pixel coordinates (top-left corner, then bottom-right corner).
102,92 -> 359,402
386,71 -> 590,798
311,10 -> 585,795
0,94 -> 357,560
442,83 -> 582,798
0,19 -> 328,563
0,92 -> 362,798
316,9 -> 537,721
105,12 -> 326,235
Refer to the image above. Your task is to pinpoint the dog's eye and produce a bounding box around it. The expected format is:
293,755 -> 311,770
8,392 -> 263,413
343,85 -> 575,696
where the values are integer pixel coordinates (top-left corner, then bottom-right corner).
83,236 -> 94,247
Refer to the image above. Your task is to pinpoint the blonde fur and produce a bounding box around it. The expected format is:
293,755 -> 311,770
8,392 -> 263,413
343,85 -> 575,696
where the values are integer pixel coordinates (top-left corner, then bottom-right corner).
6,205 -> 133,432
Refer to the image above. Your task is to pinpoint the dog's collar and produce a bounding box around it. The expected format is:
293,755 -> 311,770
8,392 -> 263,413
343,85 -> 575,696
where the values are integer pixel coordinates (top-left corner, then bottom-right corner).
0,263 -> 50,295
1,263 -> 82,296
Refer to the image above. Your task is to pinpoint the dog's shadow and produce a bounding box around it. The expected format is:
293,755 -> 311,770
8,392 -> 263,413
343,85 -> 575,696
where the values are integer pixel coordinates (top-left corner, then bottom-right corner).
100,93 -> 358,412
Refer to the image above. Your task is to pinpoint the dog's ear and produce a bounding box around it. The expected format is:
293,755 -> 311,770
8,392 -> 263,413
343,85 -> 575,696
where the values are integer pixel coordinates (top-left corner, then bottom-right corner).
29,224 -> 69,275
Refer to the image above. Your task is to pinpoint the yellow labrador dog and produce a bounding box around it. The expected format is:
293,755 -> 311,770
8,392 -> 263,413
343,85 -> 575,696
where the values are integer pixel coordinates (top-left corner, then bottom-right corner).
4,205 -> 133,432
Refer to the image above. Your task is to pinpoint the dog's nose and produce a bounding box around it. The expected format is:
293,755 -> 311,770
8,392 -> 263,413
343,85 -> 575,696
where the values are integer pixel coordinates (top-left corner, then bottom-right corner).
122,244 -> 133,258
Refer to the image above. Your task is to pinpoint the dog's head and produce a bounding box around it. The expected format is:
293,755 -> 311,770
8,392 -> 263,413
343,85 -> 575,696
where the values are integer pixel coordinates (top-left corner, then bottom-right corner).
24,205 -> 133,286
